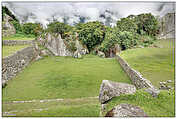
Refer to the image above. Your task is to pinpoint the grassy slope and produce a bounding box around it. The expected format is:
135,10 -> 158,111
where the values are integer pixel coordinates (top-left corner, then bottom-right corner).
2,45 -> 30,58
105,89 -> 175,117
2,33 -> 35,41
120,39 -> 175,88
3,55 -> 131,101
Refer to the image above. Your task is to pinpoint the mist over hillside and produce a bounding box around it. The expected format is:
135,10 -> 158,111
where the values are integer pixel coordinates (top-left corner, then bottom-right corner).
2,2 -> 175,27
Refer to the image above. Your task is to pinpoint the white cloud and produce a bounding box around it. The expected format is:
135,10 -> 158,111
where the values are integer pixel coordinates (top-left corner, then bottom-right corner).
2,2 -> 175,27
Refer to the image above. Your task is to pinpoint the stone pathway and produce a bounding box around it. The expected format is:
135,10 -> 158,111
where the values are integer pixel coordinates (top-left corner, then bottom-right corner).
4,96 -> 99,104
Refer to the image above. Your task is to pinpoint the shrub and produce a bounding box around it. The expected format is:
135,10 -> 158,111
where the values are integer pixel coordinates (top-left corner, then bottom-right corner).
119,31 -> 138,50
77,21 -> 106,51
138,35 -> 156,47
47,22 -> 73,38
134,13 -> 160,36
10,20 -> 22,33
98,27 -> 120,53
117,17 -> 138,33
22,23 -> 43,36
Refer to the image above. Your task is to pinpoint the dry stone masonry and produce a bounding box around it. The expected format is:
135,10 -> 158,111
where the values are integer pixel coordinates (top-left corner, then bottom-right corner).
105,103 -> 148,117
2,46 -> 39,87
3,40 -> 35,46
159,13 -> 175,39
116,55 -> 154,89
99,80 -> 136,104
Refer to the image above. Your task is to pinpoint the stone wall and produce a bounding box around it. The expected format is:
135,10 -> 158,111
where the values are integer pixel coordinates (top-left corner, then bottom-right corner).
159,13 -> 175,39
116,55 -> 154,89
3,40 -> 35,46
2,46 -> 38,85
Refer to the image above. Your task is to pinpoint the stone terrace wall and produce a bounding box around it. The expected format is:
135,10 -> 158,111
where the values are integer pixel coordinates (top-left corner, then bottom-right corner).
116,55 -> 154,89
2,46 -> 38,84
3,40 -> 35,46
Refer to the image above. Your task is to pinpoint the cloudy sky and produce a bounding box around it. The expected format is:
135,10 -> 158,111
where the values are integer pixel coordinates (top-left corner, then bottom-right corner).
2,1 -> 176,27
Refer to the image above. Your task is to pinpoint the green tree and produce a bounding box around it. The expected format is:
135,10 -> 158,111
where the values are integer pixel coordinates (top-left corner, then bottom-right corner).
22,23 -> 43,36
116,17 -> 138,33
47,21 -> 72,38
134,13 -> 160,36
77,21 -> 106,51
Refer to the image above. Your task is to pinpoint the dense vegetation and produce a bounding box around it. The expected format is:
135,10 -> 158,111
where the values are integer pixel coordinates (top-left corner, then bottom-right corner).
2,6 -> 160,55
43,13 -> 159,55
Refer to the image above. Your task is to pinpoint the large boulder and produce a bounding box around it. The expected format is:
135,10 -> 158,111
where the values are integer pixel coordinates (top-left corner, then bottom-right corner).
2,80 -> 7,88
45,33 -> 72,56
159,13 -> 175,39
73,50 -> 82,59
37,33 -> 88,57
99,80 -> 136,104
2,14 -> 16,37
105,103 -> 148,117
98,51 -> 105,58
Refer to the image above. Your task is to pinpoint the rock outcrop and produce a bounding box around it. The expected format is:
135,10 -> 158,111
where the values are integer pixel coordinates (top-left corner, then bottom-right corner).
105,103 -> 147,117
37,33 -> 88,57
99,80 -> 136,104
159,13 -> 175,39
2,14 -> 16,37
97,51 -> 105,58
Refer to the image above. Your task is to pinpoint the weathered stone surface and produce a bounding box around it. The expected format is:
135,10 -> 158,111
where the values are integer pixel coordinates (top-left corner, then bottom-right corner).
116,55 -> 154,89
3,40 -> 35,46
40,49 -> 49,57
99,80 -> 136,104
144,87 -> 160,97
114,44 -> 121,55
2,80 -> 7,88
167,80 -> 172,83
98,51 -> 105,58
159,80 -> 173,90
37,33 -> 88,57
159,13 -> 175,39
35,55 -> 43,61
2,14 -> 16,37
46,33 -> 72,56
105,103 -> 148,117
2,46 -> 39,85
73,50 -> 82,58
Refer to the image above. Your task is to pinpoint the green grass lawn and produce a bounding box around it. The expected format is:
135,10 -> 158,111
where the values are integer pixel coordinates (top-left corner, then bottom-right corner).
2,55 -> 131,117
104,89 -> 175,117
120,39 -> 175,88
2,33 -> 35,41
3,55 -> 131,101
3,97 -> 100,117
2,45 -> 30,58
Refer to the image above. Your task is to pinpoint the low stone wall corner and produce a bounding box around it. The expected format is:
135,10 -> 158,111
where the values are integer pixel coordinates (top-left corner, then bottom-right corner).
2,46 -> 39,85
116,55 -> 154,89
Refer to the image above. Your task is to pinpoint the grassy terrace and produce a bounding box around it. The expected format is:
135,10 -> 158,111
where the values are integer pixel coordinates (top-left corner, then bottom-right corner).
105,89 -> 175,117
2,55 -> 131,117
2,45 -> 30,58
2,33 -> 35,41
120,39 -> 175,88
